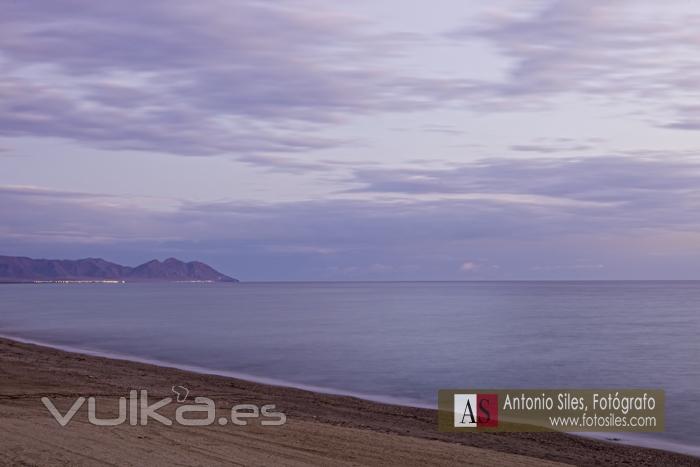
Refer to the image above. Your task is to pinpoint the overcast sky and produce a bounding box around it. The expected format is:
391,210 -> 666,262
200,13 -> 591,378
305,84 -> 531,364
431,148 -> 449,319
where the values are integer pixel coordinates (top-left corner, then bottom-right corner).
3,0 -> 700,280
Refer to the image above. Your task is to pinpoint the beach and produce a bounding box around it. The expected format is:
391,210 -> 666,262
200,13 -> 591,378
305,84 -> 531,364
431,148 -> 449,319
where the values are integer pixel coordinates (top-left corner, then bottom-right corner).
0,337 -> 697,466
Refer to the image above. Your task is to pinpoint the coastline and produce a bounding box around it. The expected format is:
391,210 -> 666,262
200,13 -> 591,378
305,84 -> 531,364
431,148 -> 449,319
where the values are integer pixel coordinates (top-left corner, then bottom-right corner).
3,332 -> 698,458
1,337 -> 698,466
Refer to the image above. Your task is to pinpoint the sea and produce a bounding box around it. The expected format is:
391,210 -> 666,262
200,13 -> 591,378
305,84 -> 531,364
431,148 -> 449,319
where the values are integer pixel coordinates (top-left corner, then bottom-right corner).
1,281 -> 698,456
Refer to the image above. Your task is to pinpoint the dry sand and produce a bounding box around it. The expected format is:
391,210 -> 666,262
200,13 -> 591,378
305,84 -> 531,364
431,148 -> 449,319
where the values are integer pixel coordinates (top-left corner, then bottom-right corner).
0,337 -> 697,466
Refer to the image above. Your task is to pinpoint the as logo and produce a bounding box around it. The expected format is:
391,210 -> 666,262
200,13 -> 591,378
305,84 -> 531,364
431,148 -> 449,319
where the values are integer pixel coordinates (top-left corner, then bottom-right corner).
453,393 -> 498,428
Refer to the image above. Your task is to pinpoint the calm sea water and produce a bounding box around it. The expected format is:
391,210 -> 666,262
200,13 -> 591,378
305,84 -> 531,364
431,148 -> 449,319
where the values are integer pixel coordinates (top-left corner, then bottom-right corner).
1,282 -> 698,455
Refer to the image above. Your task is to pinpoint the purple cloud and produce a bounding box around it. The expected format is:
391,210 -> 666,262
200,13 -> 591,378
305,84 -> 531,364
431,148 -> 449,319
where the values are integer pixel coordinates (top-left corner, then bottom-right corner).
444,0 -> 700,125
0,0 -> 426,157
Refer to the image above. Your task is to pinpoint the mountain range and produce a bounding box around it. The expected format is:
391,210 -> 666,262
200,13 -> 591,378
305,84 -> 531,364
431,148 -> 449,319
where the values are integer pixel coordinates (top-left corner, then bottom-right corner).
0,256 -> 238,283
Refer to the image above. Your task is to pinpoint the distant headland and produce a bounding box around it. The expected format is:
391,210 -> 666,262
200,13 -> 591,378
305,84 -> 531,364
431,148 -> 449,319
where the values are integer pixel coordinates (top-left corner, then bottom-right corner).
0,255 -> 238,283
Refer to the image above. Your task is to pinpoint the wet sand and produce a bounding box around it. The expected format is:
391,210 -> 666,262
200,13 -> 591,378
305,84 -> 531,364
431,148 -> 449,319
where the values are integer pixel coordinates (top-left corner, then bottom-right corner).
0,337 -> 697,466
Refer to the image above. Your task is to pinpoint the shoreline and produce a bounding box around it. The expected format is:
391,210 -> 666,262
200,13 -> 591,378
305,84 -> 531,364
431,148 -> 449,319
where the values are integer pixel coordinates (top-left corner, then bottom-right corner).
2,337 -> 699,465
0,333 -> 435,409
2,332 -> 698,459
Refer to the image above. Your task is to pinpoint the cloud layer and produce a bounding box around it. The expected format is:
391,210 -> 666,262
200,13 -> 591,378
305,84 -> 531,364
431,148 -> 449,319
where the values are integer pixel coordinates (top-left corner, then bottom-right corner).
436,0 -> 700,132
3,0 -> 700,159
0,0 -> 424,156
4,156 -> 700,279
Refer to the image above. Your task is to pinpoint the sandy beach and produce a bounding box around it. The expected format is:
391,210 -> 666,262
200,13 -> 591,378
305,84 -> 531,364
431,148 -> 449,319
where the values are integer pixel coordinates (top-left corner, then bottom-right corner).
0,337 -> 697,466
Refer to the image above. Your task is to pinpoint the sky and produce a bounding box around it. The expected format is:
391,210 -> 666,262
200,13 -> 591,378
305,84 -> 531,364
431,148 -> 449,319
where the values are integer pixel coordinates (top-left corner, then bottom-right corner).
2,0 -> 700,280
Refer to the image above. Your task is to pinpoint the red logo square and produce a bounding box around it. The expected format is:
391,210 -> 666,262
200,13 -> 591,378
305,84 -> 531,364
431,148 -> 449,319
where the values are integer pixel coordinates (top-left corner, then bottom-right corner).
477,393 -> 498,427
